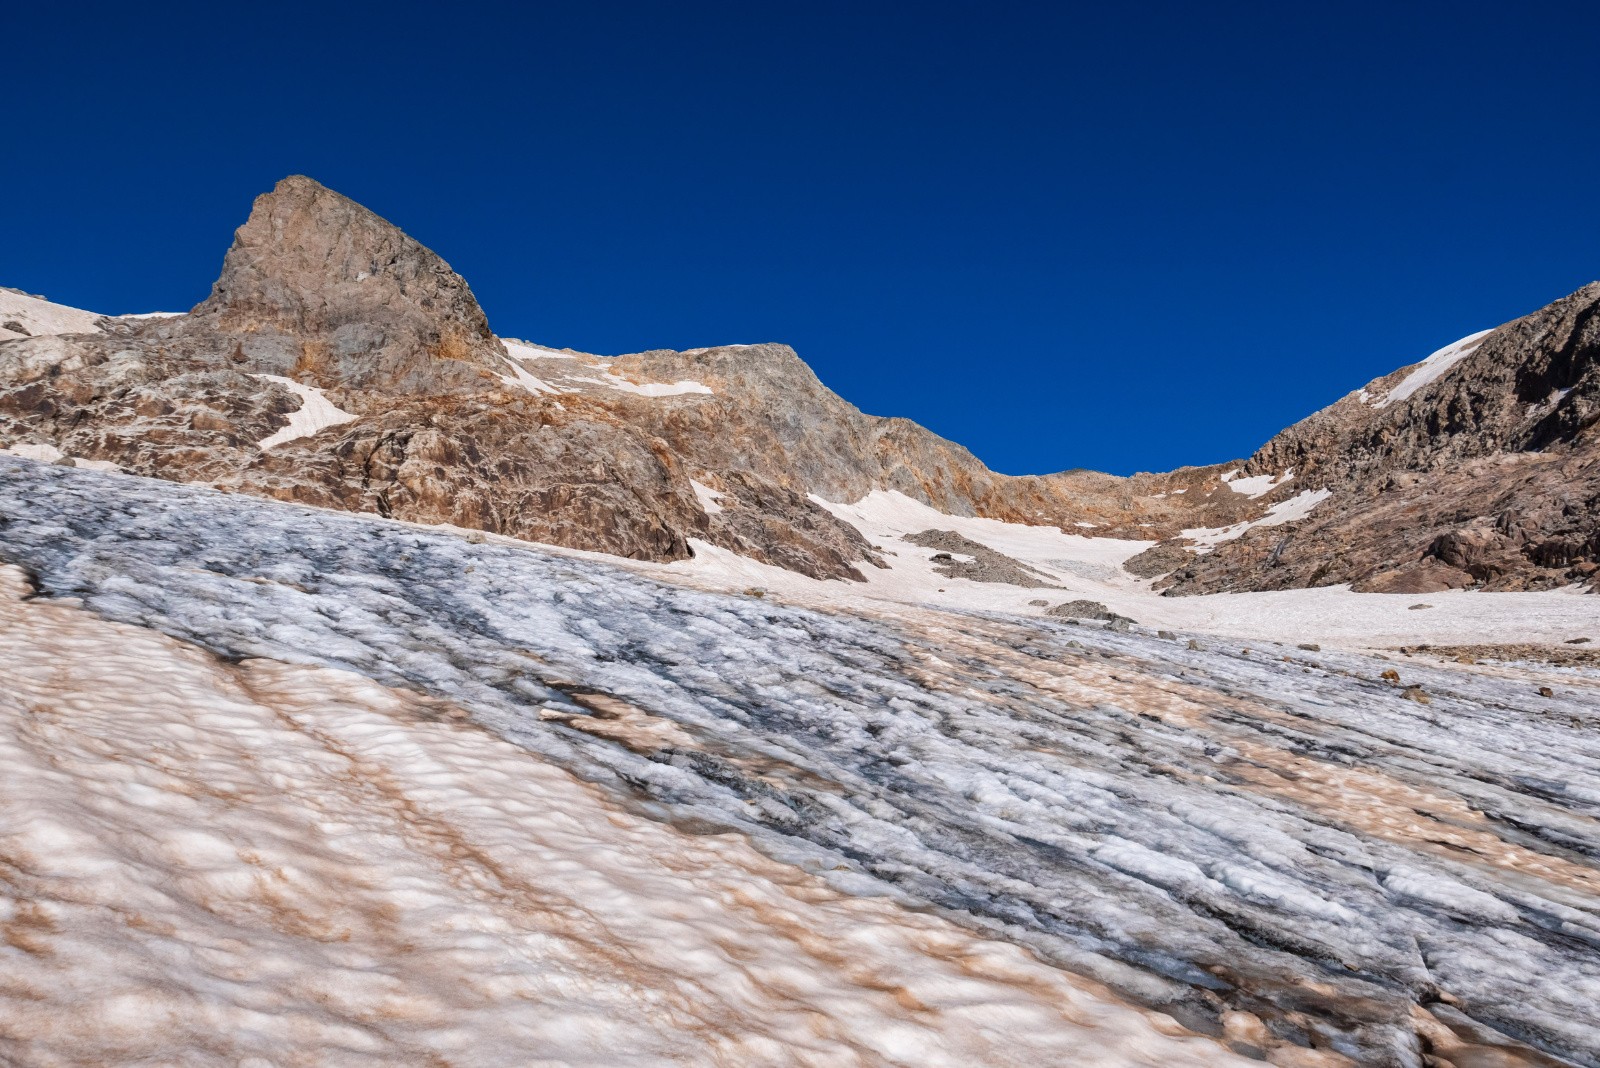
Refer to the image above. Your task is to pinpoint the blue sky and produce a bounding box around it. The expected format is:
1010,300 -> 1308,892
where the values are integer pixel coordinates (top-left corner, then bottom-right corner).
4,1 -> 1596,475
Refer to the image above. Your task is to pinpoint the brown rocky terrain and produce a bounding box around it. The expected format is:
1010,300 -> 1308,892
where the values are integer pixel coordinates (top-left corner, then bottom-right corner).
0,176 -> 1257,580
2,174 -> 1596,595
1159,283 -> 1600,594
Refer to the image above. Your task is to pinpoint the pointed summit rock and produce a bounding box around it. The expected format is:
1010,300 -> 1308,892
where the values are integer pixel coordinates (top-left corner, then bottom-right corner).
186,175 -> 506,390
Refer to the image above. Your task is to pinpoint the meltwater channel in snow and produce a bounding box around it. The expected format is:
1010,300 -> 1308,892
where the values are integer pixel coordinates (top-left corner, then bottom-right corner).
1,458 -> 1598,1066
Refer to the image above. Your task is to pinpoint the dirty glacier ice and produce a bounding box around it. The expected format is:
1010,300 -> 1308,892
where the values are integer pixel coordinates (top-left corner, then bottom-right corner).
1,458 -> 1598,1067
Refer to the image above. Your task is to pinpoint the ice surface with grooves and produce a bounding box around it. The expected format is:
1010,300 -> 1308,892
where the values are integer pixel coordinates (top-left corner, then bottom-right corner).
1,459 -> 1598,1066
0,567 -> 1237,1067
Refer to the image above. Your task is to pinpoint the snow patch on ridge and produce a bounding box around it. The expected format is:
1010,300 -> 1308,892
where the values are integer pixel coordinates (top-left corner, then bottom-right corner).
1223,468 -> 1293,498
574,371 -> 715,397
1374,329 -> 1493,408
502,338 -> 580,361
498,356 -> 561,395
0,288 -> 105,339
1182,488 -> 1332,549
251,375 -> 358,449
682,343 -> 760,354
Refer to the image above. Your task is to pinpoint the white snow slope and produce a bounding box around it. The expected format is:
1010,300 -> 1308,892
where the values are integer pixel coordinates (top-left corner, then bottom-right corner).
2,458 -> 1598,1066
0,289 -> 104,340
743,490 -> 1596,650
0,288 -> 180,341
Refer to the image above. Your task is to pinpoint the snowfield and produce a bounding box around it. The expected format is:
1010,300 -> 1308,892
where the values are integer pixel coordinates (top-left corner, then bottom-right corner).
2,458 -> 1598,1066
769,489 -> 1593,649
1181,488 -> 1334,550
0,289 -> 105,340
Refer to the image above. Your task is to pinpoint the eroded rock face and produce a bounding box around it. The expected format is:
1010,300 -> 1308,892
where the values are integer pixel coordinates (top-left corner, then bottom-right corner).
1163,284 -> 1600,595
699,470 -> 888,581
185,175 -> 508,390
1122,539 -> 1197,579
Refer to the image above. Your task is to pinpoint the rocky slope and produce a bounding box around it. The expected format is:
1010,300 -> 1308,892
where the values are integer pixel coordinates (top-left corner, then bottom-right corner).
1160,285 -> 1600,594
1,174 -> 1597,596
0,177 -> 1259,582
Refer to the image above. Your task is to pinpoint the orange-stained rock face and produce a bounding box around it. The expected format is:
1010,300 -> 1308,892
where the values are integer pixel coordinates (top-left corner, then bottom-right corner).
0,177 -> 1246,580
189,174 -> 508,391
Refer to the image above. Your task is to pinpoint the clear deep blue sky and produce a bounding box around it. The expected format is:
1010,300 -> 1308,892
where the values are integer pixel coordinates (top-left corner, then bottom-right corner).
4,1 -> 1597,475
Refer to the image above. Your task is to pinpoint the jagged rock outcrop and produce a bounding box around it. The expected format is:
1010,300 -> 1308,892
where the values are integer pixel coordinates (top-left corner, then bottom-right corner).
697,470 -> 888,581
0,179 -> 887,576
1163,284 -> 1600,594
1122,539 -> 1198,579
183,175 -> 509,391
0,176 -> 1260,581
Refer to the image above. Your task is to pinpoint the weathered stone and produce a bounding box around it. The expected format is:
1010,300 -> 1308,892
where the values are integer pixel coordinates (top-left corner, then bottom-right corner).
1047,599 -> 1114,620
185,175 -> 507,391
1122,539 -> 1197,578
904,529 -> 1059,588
1163,282 -> 1600,595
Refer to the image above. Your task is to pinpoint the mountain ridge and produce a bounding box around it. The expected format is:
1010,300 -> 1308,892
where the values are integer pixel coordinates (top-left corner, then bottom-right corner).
2,175 -> 1595,595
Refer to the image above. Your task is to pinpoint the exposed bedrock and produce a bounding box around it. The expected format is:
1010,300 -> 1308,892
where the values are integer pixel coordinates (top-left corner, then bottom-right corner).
3,175 -> 1599,593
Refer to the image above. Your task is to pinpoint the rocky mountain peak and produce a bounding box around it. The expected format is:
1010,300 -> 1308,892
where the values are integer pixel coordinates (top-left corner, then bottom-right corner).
185,175 -> 505,390
1160,281 -> 1600,595
5,177 -> 1595,597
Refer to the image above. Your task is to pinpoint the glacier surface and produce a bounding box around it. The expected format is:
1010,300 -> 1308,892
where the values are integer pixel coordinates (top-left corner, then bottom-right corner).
1,458 -> 1598,1066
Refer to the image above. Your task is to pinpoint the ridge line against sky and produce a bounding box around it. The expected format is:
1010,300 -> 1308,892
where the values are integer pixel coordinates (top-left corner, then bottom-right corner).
3,0 -> 1597,476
